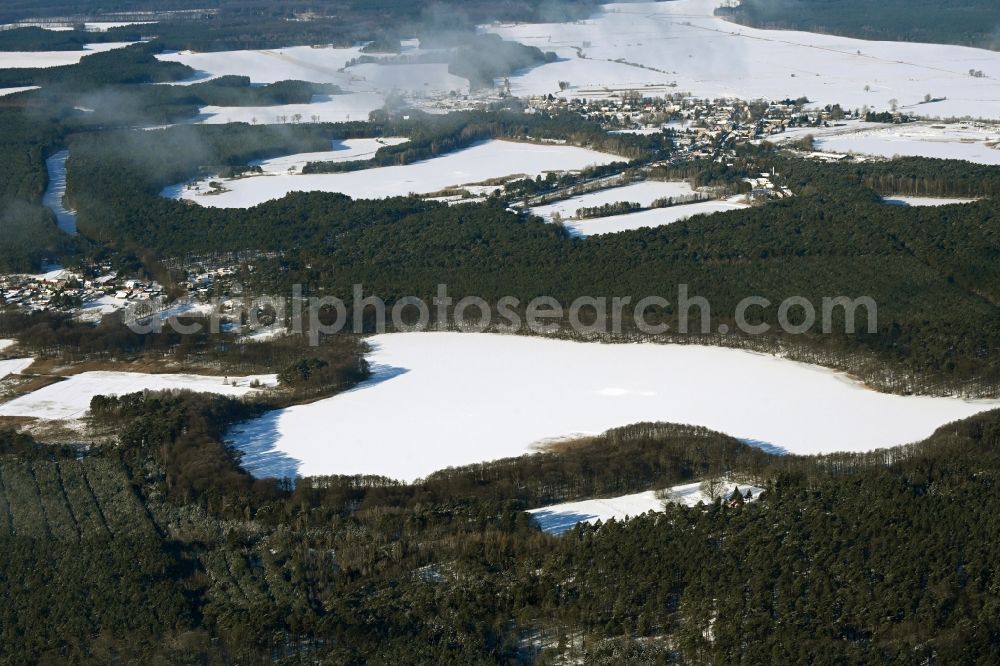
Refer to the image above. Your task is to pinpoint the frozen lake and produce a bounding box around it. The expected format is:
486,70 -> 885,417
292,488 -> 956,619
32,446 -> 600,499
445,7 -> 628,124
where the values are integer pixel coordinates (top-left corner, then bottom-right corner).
227,333 -> 1000,481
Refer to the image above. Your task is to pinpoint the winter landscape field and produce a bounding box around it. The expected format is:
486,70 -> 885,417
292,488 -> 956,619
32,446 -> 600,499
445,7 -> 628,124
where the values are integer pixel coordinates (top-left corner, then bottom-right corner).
0,41 -> 133,69
0,371 -> 276,421
561,199 -> 747,235
165,139 -> 623,206
530,180 -> 697,220
489,0 -> 1000,120
529,479 -> 766,534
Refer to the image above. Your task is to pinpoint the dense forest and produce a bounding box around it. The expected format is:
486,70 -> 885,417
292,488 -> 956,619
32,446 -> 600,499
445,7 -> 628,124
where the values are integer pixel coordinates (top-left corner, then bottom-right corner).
3,393 -> 1000,662
717,0 -> 1000,49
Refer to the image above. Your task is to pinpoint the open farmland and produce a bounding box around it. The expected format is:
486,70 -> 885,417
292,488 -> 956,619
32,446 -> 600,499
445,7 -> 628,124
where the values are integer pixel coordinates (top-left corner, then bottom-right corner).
157,44 -> 470,124
530,180 -> 697,220
0,371 -> 276,421
0,42 -> 133,68
165,139 -> 623,207
250,137 -> 410,173
488,0 -> 1000,120
560,198 -> 747,236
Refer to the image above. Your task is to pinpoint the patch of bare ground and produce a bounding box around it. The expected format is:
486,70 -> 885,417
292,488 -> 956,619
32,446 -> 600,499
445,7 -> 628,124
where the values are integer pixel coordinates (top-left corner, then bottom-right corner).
0,415 -> 89,445
23,356 -> 233,377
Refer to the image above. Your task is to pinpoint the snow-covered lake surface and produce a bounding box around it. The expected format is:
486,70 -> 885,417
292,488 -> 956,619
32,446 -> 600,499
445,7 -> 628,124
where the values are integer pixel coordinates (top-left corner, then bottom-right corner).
0,371 -> 277,420
164,140 -> 623,207
226,333 -> 1000,482
529,479 -> 765,535
42,150 -> 76,235
0,42 -> 134,68
488,0 -> 1000,120
530,181 -> 696,221
561,199 -> 746,236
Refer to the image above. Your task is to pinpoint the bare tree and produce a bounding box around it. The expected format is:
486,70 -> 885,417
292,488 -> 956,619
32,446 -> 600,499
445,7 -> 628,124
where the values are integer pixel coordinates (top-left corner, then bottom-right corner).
655,487 -> 682,508
699,477 -> 725,502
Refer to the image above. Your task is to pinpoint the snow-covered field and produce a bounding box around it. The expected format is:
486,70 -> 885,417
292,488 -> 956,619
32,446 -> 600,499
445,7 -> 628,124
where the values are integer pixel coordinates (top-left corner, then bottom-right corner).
0,86 -> 39,97
530,181 -> 695,221
164,140 -> 623,207
0,358 -> 32,380
156,45 -> 469,123
776,120 -> 1000,163
488,0 -> 1000,120
529,479 -> 765,534
250,137 -> 410,173
883,196 -> 979,207
0,21 -> 155,32
226,333 -> 1000,481
0,371 -> 277,421
157,45 -> 370,85
0,340 -> 15,352
0,42 -> 134,69
560,199 -> 746,236
192,92 -> 386,125
814,125 -> 1000,164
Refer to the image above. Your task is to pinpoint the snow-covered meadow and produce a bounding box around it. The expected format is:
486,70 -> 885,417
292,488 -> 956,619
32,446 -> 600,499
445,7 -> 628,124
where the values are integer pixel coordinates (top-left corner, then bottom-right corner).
0,357 -> 32,380
156,44 -> 469,124
0,86 -> 39,97
192,92 -> 386,125
250,137 -> 410,174
488,0 -> 1000,120
530,181 -> 696,221
164,140 -> 623,206
0,42 -> 134,69
814,124 -> 1000,164
560,199 -> 746,236
882,196 -> 979,207
529,479 -> 765,535
0,21 -> 156,32
226,333 -> 1000,482
775,120 -> 1000,164
0,371 -> 277,420
525,179 -> 749,236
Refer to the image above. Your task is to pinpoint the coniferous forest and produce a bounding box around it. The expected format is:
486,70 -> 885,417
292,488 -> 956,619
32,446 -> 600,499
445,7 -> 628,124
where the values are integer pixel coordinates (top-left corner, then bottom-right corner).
2,400 -> 1000,663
